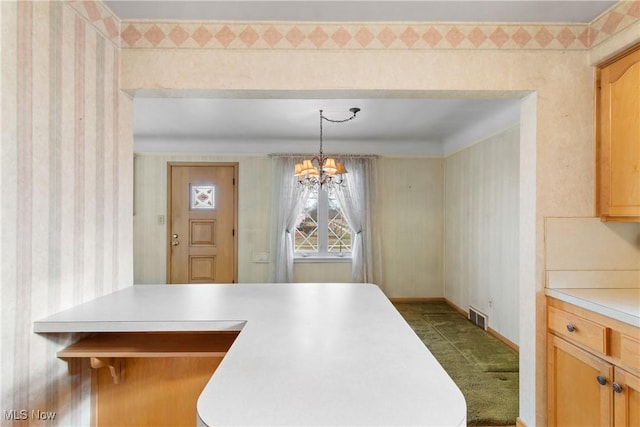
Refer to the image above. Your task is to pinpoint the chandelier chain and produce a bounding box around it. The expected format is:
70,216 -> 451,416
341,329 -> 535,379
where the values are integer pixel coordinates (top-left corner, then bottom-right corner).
321,109 -> 359,124
319,108 -> 359,154
294,107 -> 360,190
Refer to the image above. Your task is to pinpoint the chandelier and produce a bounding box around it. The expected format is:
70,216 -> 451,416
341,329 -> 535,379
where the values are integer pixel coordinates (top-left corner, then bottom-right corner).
294,107 -> 360,189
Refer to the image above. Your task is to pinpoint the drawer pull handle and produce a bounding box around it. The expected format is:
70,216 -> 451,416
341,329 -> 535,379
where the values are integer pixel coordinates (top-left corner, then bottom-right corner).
566,323 -> 576,332
612,383 -> 623,394
596,375 -> 607,386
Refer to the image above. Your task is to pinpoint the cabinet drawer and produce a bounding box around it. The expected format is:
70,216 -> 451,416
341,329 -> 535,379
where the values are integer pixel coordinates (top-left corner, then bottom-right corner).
548,306 -> 610,355
621,335 -> 640,371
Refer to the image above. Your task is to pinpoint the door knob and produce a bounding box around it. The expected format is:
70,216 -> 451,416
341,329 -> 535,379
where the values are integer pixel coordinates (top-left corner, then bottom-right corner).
171,240 -> 179,246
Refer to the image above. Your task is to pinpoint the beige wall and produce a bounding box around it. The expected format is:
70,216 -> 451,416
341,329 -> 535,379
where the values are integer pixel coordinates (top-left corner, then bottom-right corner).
133,154 -> 444,296
545,217 -> 640,289
1,1 -> 132,425
444,125 -> 520,344
376,157 -> 445,297
133,153 -> 271,284
293,261 -> 352,283
132,153 -> 352,285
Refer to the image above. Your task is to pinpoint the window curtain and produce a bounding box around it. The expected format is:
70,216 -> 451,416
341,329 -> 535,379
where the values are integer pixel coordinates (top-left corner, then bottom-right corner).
269,156 -> 310,283
334,156 -> 377,283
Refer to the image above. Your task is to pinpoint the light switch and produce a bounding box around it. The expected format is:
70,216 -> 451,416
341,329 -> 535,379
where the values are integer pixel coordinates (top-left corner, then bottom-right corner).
252,252 -> 269,263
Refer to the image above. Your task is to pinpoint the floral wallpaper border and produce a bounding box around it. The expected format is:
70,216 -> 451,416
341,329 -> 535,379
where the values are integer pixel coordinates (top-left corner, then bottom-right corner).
70,0 -> 639,51
67,0 -> 120,45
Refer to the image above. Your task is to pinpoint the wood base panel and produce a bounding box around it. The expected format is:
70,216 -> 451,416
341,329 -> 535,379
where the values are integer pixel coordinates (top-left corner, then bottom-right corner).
95,357 -> 223,427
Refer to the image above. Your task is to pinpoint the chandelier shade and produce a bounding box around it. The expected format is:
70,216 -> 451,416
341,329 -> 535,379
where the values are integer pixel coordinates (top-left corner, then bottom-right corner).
323,158 -> 338,175
295,108 -> 359,189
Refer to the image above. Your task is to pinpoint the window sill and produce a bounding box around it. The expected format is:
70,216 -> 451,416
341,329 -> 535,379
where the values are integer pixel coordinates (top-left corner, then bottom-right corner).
294,256 -> 352,264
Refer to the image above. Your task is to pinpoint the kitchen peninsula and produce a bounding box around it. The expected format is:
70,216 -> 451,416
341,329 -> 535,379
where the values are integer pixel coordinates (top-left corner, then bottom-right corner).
34,283 -> 467,426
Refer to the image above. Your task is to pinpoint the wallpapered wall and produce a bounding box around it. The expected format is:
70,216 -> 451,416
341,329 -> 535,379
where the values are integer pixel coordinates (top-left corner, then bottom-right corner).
444,125 -> 520,344
132,154 -> 444,296
132,128 -> 517,346
1,2 -> 132,425
376,157 -> 444,297
133,134 -> 516,342
1,0 -> 638,426
133,154 -> 271,284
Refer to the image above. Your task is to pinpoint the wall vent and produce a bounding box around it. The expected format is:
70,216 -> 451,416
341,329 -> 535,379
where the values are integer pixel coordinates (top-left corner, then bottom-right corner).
468,306 -> 488,331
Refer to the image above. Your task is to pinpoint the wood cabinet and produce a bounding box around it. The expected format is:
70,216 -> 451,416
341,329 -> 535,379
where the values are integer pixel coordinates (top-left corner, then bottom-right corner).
596,44 -> 640,222
547,298 -> 640,426
614,368 -> 640,426
548,334 -> 613,425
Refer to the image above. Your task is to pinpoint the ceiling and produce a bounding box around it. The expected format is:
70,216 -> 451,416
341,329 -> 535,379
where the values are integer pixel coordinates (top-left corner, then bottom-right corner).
134,95 -> 523,156
105,1 -> 616,23
122,1 -> 616,155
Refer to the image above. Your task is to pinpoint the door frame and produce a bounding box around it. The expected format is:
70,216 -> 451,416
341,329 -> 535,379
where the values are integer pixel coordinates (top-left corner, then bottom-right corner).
166,162 -> 239,283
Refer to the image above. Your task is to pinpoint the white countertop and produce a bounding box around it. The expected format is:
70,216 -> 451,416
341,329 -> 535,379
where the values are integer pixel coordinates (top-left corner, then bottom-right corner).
545,288 -> 640,327
34,283 -> 467,426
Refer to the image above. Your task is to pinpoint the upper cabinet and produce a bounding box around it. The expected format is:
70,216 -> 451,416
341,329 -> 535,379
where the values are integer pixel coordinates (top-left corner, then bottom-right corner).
596,44 -> 640,222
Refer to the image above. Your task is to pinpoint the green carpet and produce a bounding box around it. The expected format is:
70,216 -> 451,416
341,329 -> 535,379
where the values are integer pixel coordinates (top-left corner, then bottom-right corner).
394,302 -> 519,426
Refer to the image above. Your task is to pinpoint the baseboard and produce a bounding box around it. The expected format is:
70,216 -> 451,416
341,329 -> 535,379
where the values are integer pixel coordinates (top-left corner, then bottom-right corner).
516,416 -> 527,427
389,297 -> 445,303
393,298 -> 520,353
443,298 -> 467,317
445,298 -> 519,353
488,327 -> 519,352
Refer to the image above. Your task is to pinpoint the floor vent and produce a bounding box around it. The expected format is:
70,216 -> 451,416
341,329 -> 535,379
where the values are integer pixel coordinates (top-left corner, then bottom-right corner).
468,306 -> 488,330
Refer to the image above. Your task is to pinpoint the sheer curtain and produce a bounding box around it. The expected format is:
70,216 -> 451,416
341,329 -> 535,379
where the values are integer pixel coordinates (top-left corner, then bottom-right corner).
269,156 -> 310,283
335,156 -> 377,283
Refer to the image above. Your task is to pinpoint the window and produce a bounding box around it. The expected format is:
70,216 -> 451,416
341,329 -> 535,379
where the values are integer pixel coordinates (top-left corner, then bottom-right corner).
190,185 -> 215,210
294,188 -> 351,258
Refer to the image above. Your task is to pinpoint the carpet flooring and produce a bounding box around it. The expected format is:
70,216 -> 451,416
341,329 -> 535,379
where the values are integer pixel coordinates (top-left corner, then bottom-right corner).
393,301 -> 519,426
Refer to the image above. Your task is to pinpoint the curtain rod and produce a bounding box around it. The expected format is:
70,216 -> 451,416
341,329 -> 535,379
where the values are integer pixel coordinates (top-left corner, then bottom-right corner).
268,153 -> 378,158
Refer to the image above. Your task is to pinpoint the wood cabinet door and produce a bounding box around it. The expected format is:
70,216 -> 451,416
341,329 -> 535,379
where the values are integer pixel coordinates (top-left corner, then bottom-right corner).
167,163 -> 238,284
614,368 -> 640,427
597,44 -> 640,219
548,334 -> 614,426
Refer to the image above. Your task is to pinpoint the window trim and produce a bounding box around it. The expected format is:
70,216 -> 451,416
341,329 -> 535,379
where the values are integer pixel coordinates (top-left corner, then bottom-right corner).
294,255 -> 352,263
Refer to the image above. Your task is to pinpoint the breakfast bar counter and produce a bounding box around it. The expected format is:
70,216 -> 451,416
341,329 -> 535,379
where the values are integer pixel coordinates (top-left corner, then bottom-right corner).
35,283 -> 466,426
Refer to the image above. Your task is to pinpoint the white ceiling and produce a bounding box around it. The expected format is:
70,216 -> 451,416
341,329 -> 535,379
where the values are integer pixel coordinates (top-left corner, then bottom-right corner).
135,94 -> 523,156
123,1 -> 615,155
